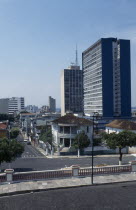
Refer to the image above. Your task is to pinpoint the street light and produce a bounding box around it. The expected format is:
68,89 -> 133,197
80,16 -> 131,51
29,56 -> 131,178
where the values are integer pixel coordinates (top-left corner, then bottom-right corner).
46,120 -> 53,157
91,111 -> 99,185
77,130 -> 82,157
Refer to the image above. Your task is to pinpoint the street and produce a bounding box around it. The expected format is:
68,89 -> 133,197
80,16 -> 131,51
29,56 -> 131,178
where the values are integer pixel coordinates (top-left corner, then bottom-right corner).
0,134 -> 135,172
21,143 -> 44,158
16,134 -> 44,158
0,182 -> 136,210
0,141 -> 135,172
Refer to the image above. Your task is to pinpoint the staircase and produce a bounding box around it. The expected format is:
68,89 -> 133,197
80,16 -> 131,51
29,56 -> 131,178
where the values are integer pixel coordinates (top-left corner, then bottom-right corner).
60,147 -> 70,153
60,147 -> 77,156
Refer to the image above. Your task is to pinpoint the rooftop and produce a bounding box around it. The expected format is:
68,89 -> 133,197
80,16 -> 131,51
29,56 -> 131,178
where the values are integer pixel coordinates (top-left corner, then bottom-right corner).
106,120 -> 136,130
0,123 -> 8,130
52,114 -> 93,125
20,112 -> 36,116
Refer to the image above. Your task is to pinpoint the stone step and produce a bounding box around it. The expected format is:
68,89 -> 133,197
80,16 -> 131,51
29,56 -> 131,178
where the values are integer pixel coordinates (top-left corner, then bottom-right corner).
60,147 -> 70,153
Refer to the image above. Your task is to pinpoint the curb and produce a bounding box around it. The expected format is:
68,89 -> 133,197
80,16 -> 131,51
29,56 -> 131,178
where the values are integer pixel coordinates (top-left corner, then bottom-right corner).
0,179 -> 136,198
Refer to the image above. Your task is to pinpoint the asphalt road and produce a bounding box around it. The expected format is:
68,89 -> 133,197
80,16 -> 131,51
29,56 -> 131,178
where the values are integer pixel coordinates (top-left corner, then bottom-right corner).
1,151 -> 135,172
0,134 -> 135,172
17,134 -> 44,158
0,182 -> 136,210
21,143 -> 44,158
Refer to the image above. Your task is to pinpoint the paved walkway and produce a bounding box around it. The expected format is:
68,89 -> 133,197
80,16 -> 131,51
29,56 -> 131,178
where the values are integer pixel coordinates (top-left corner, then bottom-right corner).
36,145 -> 134,159
1,172 -> 136,195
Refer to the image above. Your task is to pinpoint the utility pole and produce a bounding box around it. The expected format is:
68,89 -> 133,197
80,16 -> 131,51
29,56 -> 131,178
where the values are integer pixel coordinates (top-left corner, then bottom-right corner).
77,130 -> 82,157
91,112 -> 99,185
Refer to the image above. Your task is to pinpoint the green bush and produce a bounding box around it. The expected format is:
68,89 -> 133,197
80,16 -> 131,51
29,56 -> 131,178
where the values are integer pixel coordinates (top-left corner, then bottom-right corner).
93,137 -> 102,146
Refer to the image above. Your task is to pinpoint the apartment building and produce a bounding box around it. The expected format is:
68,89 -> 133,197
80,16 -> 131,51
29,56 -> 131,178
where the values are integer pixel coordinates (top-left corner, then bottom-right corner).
61,65 -> 83,116
82,38 -> 131,118
0,97 -> 25,114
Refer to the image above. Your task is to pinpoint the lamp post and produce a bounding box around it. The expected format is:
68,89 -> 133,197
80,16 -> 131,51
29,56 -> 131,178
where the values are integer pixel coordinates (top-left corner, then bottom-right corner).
91,111 -> 99,185
77,130 -> 82,157
46,120 -> 53,157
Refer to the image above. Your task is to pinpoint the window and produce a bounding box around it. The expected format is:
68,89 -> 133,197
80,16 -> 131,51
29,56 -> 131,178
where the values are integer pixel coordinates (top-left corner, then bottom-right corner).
60,127 -> 63,133
71,126 -> 77,134
64,127 -> 70,134
60,138 -> 63,144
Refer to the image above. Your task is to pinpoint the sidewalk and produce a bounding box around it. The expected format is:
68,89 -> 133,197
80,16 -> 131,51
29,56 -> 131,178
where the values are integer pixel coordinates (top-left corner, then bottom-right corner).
1,172 -> 136,196
36,145 -> 134,159
36,146 -> 47,156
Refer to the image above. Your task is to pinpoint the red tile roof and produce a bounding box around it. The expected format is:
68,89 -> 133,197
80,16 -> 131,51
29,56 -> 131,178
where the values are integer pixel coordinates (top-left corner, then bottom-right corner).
0,123 -> 8,130
106,120 -> 136,130
20,113 -> 35,116
52,114 -> 93,125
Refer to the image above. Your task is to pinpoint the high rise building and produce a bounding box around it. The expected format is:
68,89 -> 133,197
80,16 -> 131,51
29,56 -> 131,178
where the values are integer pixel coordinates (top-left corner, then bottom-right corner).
61,65 -> 83,116
0,98 -> 9,114
0,97 -> 25,114
82,38 -> 131,118
8,97 -> 25,114
49,96 -> 56,113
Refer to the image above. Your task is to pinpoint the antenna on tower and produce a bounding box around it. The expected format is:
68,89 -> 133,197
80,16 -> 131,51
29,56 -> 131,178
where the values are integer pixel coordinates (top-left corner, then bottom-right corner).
75,44 -> 78,66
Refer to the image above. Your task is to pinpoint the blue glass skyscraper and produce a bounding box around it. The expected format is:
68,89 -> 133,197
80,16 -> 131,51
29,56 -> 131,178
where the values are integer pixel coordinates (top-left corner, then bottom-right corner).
82,38 -> 131,118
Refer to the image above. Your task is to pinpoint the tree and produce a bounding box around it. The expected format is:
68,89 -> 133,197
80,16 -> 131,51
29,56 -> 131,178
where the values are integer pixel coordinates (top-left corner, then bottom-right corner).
39,126 -> 52,145
102,130 -> 136,165
0,138 -> 24,170
38,125 -> 47,133
0,113 -> 14,122
93,137 -> 102,146
20,111 -> 29,114
10,128 -> 20,139
72,131 -> 90,157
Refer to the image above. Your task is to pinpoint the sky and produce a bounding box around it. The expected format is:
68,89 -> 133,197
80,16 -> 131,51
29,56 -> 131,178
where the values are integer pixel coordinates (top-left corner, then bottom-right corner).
0,0 -> 136,108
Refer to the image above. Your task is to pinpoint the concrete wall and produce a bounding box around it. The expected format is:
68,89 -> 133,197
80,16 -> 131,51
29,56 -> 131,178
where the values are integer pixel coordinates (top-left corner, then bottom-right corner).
106,127 -> 123,134
128,146 -> 136,154
84,146 -> 128,155
106,127 -> 136,134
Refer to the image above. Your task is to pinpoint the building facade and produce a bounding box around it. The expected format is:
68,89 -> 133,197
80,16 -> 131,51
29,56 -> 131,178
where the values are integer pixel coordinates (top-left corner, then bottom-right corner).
52,113 -> 93,148
40,105 -> 50,113
49,96 -> 56,113
0,98 -> 9,114
106,119 -> 136,134
0,122 -> 8,138
82,38 -> 131,118
8,97 -> 25,114
61,65 -> 83,116
0,97 -> 25,114
26,105 -> 39,113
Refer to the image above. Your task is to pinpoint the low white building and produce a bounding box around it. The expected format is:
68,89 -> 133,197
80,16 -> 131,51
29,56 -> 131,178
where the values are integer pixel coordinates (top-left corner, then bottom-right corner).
106,119 -> 136,154
106,119 -> 136,134
51,113 -> 93,148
